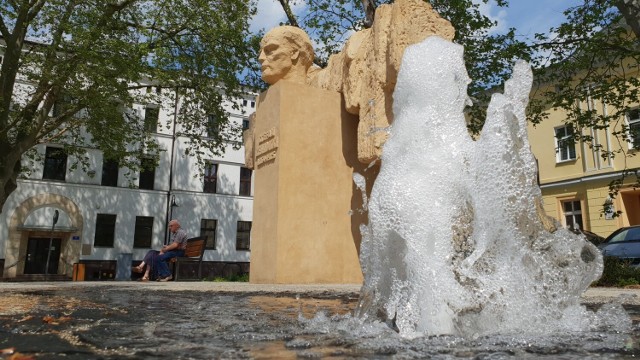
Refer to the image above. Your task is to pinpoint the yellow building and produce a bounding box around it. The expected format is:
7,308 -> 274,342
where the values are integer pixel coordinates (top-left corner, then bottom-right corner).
528,65 -> 640,238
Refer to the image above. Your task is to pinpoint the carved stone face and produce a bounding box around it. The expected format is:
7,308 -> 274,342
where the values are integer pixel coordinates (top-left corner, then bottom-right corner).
258,33 -> 296,85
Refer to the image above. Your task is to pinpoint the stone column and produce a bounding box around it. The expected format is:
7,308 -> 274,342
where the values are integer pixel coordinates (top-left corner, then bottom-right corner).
249,81 -> 368,284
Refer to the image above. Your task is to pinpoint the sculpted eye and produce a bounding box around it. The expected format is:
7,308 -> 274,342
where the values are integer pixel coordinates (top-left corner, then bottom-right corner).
264,44 -> 278,54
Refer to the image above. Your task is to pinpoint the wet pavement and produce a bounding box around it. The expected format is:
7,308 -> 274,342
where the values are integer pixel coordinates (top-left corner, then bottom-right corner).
0,282 -> 362,359
0,282 -> 639,359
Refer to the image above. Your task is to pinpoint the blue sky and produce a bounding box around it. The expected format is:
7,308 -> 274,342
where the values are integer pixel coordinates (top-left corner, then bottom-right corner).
250,0 -> 583,41
485,0 -> 582,38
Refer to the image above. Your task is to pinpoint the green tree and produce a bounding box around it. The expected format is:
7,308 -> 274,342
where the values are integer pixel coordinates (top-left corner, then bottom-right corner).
0,0 -> 257,213
272,0 -> 532,131
273,0 -> 640,211
529,0 -> 640,208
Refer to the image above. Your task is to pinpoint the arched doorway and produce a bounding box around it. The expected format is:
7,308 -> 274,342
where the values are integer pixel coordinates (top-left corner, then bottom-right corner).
4,193 -> 83,279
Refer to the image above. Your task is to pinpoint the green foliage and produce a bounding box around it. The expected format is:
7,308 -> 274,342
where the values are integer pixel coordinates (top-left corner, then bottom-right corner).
0,0 -> 257,209
271,0 -> 640,212
298,0 -> 364,66
271,0 -> 533,133
616,277 -> 639,287
595,256 -> 640,287
527,0 -> 640,207
205,273 -> 249,282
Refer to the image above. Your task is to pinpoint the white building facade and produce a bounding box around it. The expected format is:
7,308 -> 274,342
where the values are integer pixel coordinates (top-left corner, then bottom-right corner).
0,85 -> 256,281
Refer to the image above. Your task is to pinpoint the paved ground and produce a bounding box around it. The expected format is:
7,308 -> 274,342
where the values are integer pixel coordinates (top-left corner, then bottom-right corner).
0,281 -> 362,294
0,281 -> 638,304
581,286 -> 640,305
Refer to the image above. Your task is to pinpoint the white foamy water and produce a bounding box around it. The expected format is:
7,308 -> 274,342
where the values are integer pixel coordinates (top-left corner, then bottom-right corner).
355,36 -> 630,338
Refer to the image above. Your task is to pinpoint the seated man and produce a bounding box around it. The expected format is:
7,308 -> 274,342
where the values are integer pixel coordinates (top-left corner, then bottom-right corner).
155,219 -> 188,281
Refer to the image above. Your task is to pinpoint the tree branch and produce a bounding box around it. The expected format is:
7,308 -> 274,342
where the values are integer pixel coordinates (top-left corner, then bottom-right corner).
615,0 -> 640,40
535,37 -> 638,56
25,0 -> 48,23
120,20 -> 190,50
277,0 -> 299,27
108,0 -> 139,13
35,102 -> 86,144
0,15 -> 10,38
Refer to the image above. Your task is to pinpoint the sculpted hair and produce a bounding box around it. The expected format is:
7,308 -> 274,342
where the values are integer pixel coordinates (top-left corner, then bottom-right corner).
263,26 -> 314,69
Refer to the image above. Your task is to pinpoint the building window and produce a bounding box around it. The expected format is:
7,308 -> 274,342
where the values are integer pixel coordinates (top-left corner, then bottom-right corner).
555,125 -> 576,162
94,214 -> 117,247
200,219 -> 217,249
101,159 -> 119,187
144,106 -> 159,132
207,115 -> 223,137
626,108 -> 640,149
239,167 -> 252,196
204,162 -> 218,193
133,216 -> 154,248
562,200 -> 583,230
236,221 -> 251,251
42,147 -> 67,181
242,99 -> 248,107
251,101 -> 255,108
139,158 -> 156,190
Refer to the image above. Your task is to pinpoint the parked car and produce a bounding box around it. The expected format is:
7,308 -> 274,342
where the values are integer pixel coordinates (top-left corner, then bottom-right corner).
572,228 -> 606,246
583,230 -> 606,246
597,225 -> 640,266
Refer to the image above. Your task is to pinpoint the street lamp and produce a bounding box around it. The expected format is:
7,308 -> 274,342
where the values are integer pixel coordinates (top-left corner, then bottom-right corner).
45,210 -> 59,277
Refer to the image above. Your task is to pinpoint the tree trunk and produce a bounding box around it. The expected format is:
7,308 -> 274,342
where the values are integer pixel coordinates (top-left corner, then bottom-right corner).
0,151 -> 21,215
615,0 -> 640,39
277,0 -> 299,27
362,0 -> 377,28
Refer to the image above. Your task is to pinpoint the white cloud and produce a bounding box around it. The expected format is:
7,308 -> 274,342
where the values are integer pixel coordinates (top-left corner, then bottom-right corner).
474,0 -> 508,35
250,0 -> 285,33
250,0 -> 308,33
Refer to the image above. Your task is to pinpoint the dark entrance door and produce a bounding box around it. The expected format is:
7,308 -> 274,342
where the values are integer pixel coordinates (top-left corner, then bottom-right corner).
24,237 -> 61,274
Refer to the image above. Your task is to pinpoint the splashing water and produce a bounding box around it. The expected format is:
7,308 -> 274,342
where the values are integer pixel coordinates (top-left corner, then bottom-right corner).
355,36 -> 630,338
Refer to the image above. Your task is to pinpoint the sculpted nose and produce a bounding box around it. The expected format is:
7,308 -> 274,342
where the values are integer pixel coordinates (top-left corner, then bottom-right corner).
258,50 -> 266,64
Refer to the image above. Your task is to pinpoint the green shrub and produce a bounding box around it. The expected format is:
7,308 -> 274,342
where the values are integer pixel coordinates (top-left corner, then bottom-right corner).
595,257 -> 640,287
204,273 -> 249,282
617,277 -> 639,287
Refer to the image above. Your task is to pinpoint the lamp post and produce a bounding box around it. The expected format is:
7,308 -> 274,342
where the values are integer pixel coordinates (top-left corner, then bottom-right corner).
45,210 -> 59,276
165,195 -> 179,245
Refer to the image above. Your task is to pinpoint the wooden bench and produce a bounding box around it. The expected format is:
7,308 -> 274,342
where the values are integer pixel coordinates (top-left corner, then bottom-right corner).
169,236 -> 206,281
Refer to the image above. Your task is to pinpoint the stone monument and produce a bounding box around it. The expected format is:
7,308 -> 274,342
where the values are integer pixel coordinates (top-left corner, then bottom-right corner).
245,0 -> 456,284
246,26 -> 368,283
309,0 -> 455,163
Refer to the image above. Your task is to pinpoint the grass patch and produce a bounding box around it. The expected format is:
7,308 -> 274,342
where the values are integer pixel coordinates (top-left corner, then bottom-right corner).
204,273 -> 249,282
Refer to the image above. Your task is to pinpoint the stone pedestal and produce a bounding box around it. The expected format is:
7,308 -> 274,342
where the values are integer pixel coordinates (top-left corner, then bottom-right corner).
249,81 -> 368,284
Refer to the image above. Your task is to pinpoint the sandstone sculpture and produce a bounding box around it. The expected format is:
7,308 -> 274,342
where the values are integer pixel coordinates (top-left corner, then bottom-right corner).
244,0 -> 455,167
310,0 -> 455,163
258,26 -> 315,86
243,112 -> 256,169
